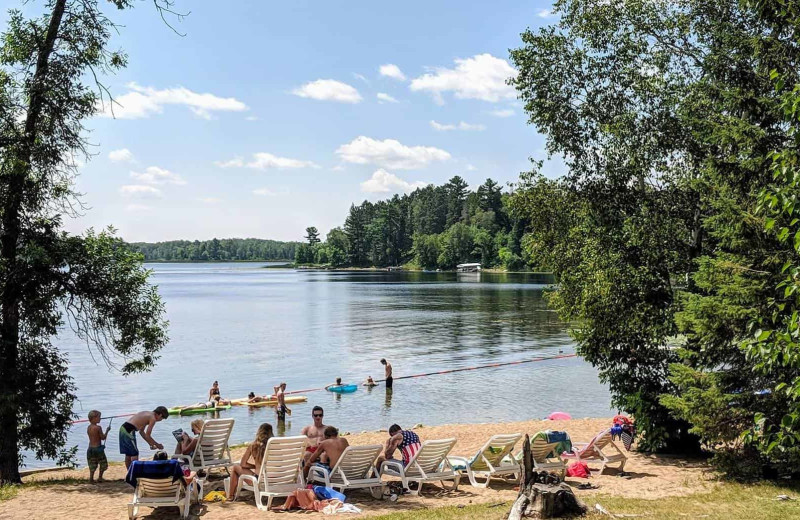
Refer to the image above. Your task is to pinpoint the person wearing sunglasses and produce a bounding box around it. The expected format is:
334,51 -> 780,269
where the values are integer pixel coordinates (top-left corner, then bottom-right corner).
301,406 -> 328,466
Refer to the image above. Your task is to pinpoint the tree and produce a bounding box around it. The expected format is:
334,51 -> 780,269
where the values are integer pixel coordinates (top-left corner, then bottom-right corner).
304,226 -> 321,245
0,1 -> 177,484
444,176 -> 469,228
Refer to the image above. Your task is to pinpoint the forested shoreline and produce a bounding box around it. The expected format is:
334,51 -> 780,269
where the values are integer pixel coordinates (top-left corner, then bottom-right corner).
296,176 -> 529,270
130,238 -> 300,262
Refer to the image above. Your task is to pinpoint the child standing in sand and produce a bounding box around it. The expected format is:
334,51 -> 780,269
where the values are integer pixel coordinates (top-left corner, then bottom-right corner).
86,410 -> 110,483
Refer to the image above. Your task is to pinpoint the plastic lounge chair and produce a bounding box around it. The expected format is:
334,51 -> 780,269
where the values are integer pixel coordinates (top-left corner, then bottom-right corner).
561,429 -> 627,474
379,438 -> 460,495
128,475 -> 192,519
225,435 -> 307,511
173,418 -> 235,473
511,431 -> 568,478
447,433 -> 522,488
308,444 -> 384,498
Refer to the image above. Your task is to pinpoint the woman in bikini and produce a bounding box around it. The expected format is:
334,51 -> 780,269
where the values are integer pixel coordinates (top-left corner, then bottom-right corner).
227,423 -> 274,500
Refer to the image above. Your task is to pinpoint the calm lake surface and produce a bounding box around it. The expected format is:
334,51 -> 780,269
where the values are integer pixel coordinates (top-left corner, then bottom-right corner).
34,263 -> 613,468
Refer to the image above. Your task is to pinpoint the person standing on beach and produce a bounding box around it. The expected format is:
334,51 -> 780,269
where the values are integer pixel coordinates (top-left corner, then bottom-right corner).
381,358 -> 393,388
119,406 -> 169,470
86,410 -> 110,483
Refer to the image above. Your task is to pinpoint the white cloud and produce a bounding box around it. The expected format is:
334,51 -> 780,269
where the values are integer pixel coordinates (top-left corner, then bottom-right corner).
216,153 -> 319,170
125,204 -> 152,212
466,164 -> 477,171
336,136 -> 451,170
100,82 -> 248,119
119,185 -> 162,198
198,197 -> 221,204
430,120 -> 486,131
130,166 -> 186,185
353,73 -> 370,85
291,79 -> 362,103
361,169 -> 427,194
331,165 -> 346,171
377,92 -> 399,104
410,54 -> 517,103
489,109 -> 515,118
537,8 -> 553,17
379,64 -> 407,81
245,115 -> 259,121
253,188 -> 276,196
108,148 -> 134,162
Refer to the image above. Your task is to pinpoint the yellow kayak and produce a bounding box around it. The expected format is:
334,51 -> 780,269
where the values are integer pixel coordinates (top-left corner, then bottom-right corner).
231,395 -> 308,407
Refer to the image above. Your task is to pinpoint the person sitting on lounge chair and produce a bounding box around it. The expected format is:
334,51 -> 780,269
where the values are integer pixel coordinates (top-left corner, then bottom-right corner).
174,419 -> 203,456
304,426 -> 348,478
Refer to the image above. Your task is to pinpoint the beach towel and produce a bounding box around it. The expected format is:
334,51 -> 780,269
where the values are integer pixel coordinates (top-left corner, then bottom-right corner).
566,461 -> 591,478
278,488 -> 331,511
611,415 -> 635,451
532,430 -> 572,458
313,485 -> 346,502
125,459 -> 184,488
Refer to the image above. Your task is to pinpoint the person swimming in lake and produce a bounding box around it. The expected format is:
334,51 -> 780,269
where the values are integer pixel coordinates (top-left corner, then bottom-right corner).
363,376 -> 377,387
325,377 -> 343,391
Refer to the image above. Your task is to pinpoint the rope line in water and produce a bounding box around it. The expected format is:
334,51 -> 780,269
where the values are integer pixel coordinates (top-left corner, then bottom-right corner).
71,353 -> 578,424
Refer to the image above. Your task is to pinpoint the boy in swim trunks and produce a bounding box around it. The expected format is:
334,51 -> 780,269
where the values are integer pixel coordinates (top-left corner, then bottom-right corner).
86,410 -> 110,483
274,382 -> 290,421
119,406 -> 169,470
305,426 -> 348,478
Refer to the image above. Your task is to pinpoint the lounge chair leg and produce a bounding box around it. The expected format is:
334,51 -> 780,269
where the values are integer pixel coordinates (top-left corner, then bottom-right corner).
266,495 -> 274,511
370,485 -> 384,499
127,504 -> 135,520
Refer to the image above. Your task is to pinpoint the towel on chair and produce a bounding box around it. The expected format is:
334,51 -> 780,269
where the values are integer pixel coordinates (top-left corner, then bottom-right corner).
125,459 -> 185,488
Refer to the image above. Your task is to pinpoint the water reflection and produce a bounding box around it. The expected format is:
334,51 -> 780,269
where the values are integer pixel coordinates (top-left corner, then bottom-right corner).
36,264 -> 611,469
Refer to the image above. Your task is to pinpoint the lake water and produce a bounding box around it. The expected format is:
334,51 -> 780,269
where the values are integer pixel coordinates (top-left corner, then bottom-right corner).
32,263 -> 613,468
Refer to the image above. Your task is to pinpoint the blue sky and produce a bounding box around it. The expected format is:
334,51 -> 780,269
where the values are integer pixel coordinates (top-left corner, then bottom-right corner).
4,0 -> 563,242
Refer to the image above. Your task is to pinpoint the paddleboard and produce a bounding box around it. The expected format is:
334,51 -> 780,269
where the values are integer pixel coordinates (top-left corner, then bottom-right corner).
230,395 -> 309,407
168,404 -> 231,416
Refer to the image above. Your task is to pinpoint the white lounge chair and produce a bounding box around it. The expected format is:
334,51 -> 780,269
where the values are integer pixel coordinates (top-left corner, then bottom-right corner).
447,433 -> 522,488
225,435 -> 307,511
173,418 -> 235,473
128,476 -> 192,519
308,444 -> 384,498
561,429 -> 627,474
379,438 -> 460,495
511,432 -> 568,477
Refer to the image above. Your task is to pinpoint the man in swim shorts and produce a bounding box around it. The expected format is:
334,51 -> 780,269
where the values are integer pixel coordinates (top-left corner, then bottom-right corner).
305,426 -> 349,478
381,358 -> 393,389
274,382 -> 289,421
301,406 -> 327,465
119,406 -> 169,469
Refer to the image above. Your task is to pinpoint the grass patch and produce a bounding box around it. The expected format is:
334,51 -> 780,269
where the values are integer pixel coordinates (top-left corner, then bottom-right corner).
0,484 -> 19,502
370,481 -> 800,520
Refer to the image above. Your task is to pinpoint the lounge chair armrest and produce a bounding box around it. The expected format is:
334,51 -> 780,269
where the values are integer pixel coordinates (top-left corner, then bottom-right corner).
380,460 -> 404,475
173,454 -> 190,464
447,456 -> 469,472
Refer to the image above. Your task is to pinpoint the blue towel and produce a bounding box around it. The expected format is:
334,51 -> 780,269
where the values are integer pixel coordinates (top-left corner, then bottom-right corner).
313,485 -> 346,502
125,460 -> 185,488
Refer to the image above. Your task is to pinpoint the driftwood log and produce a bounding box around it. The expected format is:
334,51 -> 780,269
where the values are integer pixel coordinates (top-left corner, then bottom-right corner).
508,434 -> 587,519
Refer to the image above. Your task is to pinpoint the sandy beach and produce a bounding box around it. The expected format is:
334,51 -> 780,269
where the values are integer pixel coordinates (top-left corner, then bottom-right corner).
0,417 -> 714,520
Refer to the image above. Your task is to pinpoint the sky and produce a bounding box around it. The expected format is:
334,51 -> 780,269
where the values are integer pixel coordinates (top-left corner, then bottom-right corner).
3,0 -> 564,242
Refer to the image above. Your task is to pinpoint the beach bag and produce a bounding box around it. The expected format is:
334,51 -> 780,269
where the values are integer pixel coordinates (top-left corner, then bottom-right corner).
611,415 -> 635,451
566,461 -> 591,478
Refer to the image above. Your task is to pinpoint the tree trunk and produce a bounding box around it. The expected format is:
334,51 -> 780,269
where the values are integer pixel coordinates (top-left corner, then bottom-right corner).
509,435 -> 587,519
0,0 -> 67,486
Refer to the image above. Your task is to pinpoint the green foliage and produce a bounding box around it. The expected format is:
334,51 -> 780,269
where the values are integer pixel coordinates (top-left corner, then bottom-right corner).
304,227 -> 320,245
130,238 -> 299,261
0,1 -> 173,482
326,177 -> 524,269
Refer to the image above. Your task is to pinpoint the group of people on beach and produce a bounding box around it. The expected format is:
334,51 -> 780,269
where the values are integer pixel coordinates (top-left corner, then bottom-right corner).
84,359 -> 396,485
226,404 -> 418,500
